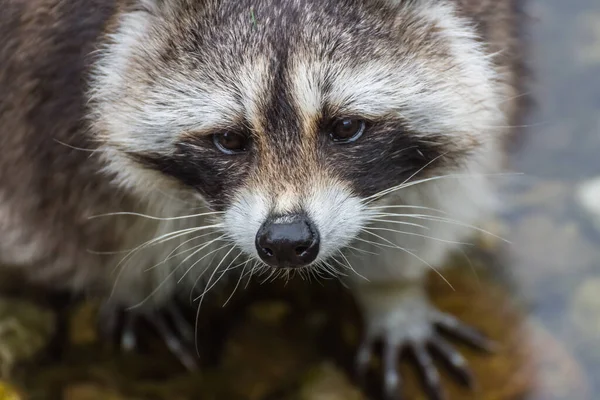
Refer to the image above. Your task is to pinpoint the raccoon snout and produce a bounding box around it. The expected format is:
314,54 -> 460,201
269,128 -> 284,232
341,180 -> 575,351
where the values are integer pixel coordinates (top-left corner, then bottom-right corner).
255,214 -> 320,268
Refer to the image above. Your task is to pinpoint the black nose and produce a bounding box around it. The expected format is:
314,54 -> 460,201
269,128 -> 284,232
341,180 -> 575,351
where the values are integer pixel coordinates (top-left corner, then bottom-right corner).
255,215 -> 320,268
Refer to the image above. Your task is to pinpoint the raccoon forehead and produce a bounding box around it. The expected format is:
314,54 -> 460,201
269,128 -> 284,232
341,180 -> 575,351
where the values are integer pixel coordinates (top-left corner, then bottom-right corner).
91,0 -> 501,153
288,7 -> 500,138
91,23 -> 273,152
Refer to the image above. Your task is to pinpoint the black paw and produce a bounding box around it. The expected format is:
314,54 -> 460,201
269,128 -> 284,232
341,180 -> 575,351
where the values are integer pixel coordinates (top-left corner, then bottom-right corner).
98,301 -> 199,371
355,310 -> 496,400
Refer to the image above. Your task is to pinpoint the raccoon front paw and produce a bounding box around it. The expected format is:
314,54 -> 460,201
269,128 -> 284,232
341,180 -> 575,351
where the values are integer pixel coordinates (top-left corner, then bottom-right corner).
98,301 -> 199,371
355,305 -> 496,400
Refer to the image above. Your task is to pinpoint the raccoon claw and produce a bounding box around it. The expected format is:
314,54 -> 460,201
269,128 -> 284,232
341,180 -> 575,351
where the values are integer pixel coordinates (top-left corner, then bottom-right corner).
99,302 -> 199,371
427,336 -> 473,388
434,312 -> 497,353
355,308 -> 494,400
356,337 -> 446,400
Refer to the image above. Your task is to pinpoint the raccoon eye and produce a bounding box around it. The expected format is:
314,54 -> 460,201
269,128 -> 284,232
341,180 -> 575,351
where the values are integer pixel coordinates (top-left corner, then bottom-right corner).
212,131 -> 249,154
330,117 -> 366,143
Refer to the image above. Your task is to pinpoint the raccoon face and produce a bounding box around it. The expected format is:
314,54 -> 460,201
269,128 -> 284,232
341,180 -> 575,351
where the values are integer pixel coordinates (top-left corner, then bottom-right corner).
91,0 -> 504,269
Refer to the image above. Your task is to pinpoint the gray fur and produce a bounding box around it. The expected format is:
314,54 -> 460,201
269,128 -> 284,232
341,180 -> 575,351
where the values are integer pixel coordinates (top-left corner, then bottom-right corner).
0,0 -> 523,314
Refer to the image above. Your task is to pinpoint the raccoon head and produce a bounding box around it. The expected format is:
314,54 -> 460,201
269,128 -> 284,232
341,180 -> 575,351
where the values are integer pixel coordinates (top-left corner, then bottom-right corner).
90,0 -> 505,270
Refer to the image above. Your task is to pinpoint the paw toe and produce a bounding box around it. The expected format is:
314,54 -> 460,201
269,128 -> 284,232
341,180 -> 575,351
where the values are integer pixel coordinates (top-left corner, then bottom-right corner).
383,340 -> 402,399
412,343 -> 446,400
434,312 -> 497,353
429,336 -> 474,388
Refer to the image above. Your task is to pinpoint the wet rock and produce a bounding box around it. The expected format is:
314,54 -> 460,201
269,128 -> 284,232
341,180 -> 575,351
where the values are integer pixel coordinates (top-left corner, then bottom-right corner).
526,319 -> 591,400
297,362 -> 366,400
0,381 -> 25,400
576,176 -> 600,233
570,278 -> 600,357
405,268 -> 536,400
216,299 -> 320,400
575,12 -> 600,66
0,298 -> 55,377
68,301 -> 100,346
505,180 -> 571,214
247,300 -> 291,326
63,383 -> 138,400
509,214 -> 599,291
18,245 -> 597,400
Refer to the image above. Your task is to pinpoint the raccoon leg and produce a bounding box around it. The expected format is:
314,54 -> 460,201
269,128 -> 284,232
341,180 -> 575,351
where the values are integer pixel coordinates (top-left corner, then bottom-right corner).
352,281 -> 495,400
98,301 -> 199,370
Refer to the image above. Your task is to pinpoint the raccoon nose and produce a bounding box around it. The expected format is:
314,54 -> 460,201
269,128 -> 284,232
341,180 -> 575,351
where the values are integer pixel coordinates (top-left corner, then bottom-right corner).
255,215 -> 320,268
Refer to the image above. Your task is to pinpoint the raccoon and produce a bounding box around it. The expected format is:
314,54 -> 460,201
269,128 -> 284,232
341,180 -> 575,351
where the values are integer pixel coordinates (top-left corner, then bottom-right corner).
0,0 -> 524,398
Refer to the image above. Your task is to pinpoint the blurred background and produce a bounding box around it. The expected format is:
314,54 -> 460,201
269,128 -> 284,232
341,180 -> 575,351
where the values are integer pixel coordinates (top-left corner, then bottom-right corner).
1,0 -> 599,399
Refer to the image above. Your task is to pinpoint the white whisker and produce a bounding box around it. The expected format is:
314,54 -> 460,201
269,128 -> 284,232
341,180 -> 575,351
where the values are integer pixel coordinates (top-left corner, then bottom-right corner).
310,265 -> 326,284
89,228 -> 220,255
457,247 -> 480,286
366,217 -> 430,230
244,261 -> 259,289
337,250 -> 369,282
53,138 -> 99,154
178,242 -> 231,284
270,268 -> 285,283
364,225 -> 472,246
260,267 -> 278,285
368,204 -> 449,215
112,226 -> 217,274
344,245 -> 378,256
194,248 -> 243,301
89,210 -> 224,221
126,235 -> 226,310
297,267 -> 308,281
365,152 -> 449,202
354,235 -> 415,251
361,230 -> 454,291
108,225 -> 222,302
375,213 -> 509,243
114,224 -> 223,273
143,232 -> 222,273
322,260 -> 345,278
192,245 -> 235,313
223,259 -> 252,307
367,171 -> 522,203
